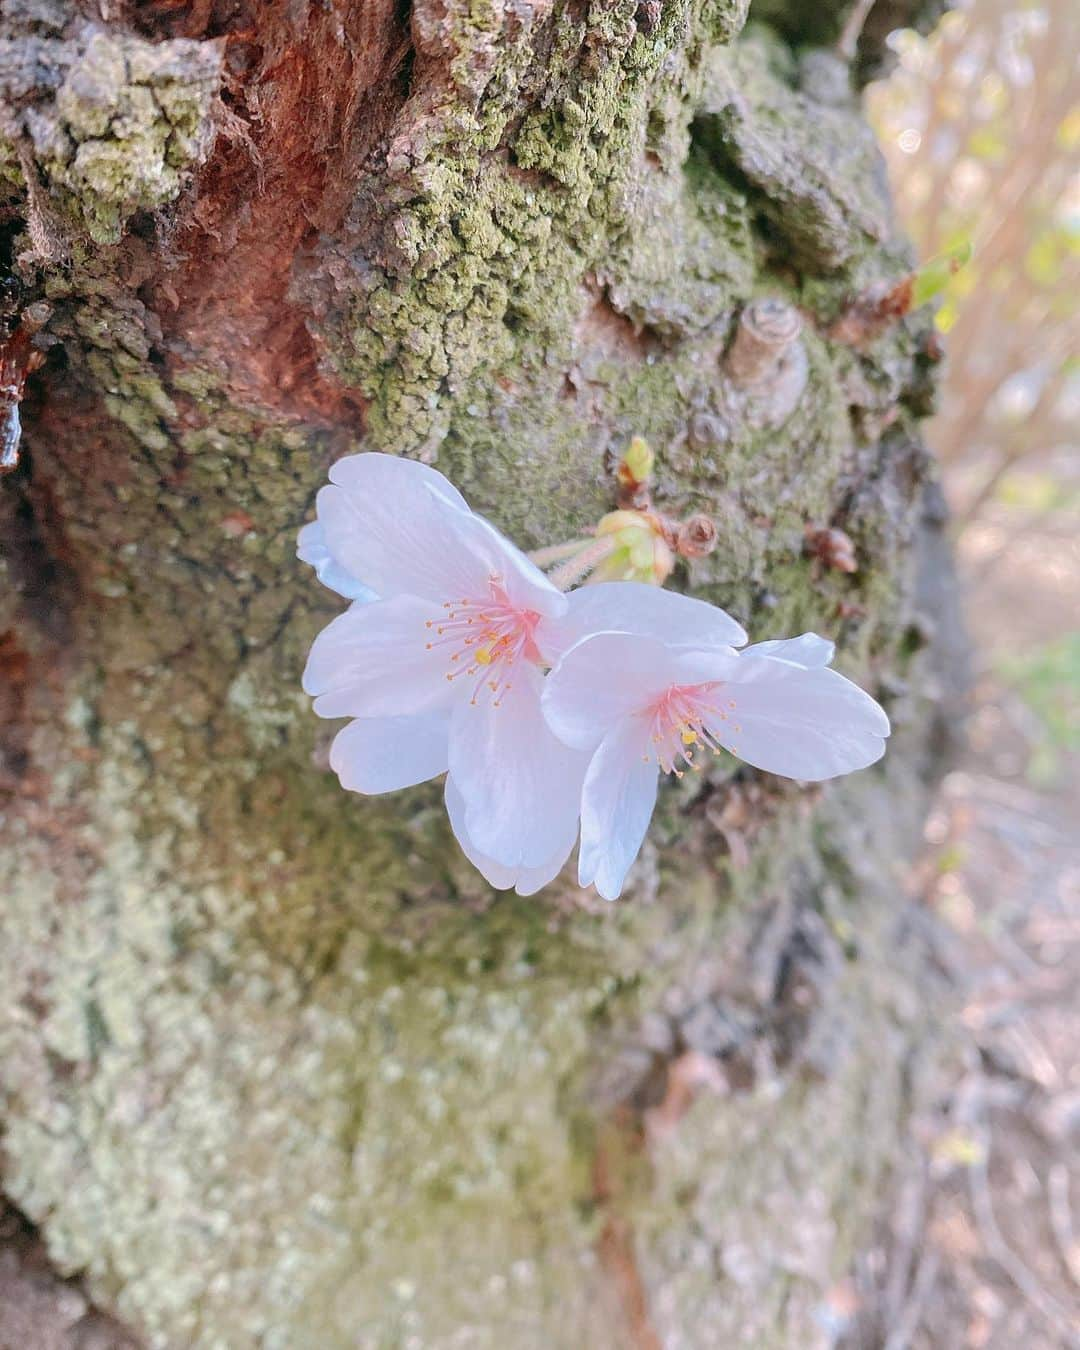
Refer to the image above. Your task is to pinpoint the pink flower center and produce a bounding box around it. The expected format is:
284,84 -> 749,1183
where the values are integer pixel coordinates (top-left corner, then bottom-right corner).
645,682 -> 741,777
425,576 -> 542,706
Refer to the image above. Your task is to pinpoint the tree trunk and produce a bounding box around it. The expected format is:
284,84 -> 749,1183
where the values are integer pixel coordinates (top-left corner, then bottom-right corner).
1,0 -> 961,1345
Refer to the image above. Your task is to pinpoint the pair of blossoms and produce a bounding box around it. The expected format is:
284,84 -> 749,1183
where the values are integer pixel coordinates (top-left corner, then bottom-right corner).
299,454 -> 889,901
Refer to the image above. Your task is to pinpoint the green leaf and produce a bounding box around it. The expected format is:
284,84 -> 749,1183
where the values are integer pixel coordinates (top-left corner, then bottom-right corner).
912,239 -> 973,308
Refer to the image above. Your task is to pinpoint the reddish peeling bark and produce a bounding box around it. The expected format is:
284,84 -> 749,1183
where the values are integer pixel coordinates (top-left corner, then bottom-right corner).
129,0 -> 408,422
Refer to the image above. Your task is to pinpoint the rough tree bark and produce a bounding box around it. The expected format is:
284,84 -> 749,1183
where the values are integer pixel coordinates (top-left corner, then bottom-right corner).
1,0 -> 962,1345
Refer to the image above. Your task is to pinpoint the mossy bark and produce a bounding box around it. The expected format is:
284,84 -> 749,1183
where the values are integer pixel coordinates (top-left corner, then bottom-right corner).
1,0 -> 960,1345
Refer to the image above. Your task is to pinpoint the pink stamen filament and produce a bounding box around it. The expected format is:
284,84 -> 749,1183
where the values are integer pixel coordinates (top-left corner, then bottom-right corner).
425,576 -> 540,706
644,683 -> 736,777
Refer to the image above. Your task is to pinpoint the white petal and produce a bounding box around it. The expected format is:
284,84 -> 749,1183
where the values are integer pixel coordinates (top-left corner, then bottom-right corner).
448,664 -> 587,870
705,657 -> 889,781
578,716 -> 659,902
328,452 -> 470,512
670,645 -> 741,686
740,632 -> 835,669
465,512 -> 569,619
543,633 -> 689,752
297,521 -> 378,601
329,712 -> 450,794
544,580 -> 747,660
316,480 -> 486,606
318,456 -> 565,616
302,596 -> 455,719
445,779 -> 569,896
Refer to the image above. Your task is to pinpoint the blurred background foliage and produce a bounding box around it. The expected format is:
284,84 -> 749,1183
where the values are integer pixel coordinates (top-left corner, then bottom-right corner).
869,0 -> 1079,789
830,19 -> 1079,1347
870,0 -> 1078,522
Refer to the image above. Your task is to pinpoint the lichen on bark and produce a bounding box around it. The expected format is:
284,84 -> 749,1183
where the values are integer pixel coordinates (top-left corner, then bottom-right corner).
0,0 -> 960,1344
1,10 -> 222,246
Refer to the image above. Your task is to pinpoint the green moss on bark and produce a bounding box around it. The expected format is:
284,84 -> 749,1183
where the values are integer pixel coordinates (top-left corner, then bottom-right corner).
29,28 -> 221,244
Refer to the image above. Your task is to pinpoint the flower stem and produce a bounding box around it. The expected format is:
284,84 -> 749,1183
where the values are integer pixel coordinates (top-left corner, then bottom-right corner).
527,538 -> 593,567
546,536 -> 618,591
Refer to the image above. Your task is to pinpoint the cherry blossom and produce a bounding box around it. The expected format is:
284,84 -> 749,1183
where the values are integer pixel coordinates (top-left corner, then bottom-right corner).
542,619 -> 889,901
298,453 -> 588,893
298,454 -> 883,906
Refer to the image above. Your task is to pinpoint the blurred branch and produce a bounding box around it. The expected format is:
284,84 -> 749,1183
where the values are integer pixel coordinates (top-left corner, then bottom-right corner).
870,0 -> 1079,525
1047,1164 -> 1080,1291
957,355 -> 1072,524
968,1129 -> 1080,1344
837,0 -> 876,61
